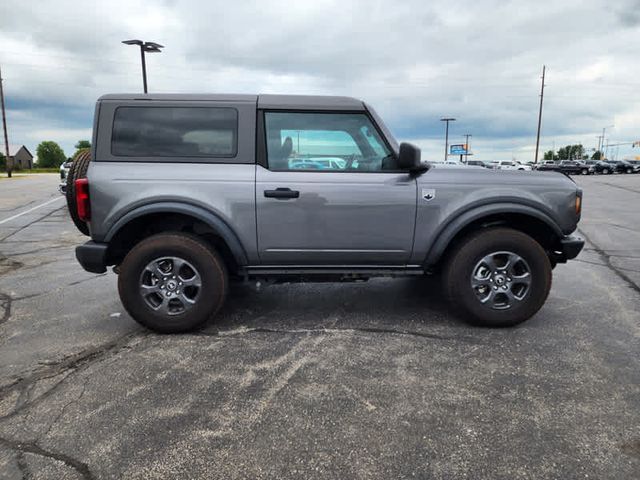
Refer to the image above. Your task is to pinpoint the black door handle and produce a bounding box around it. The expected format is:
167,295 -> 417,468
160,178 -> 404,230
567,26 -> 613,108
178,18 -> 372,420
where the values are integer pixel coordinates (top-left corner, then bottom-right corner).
264,188 -> 300,199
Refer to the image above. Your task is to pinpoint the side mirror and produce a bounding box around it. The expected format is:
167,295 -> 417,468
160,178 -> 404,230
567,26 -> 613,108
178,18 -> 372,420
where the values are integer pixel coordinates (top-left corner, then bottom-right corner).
397,142 -> 425,172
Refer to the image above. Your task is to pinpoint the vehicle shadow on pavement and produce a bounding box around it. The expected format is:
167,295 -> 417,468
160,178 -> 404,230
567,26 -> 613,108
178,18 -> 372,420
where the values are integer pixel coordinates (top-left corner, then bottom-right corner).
205,276 -> 454,334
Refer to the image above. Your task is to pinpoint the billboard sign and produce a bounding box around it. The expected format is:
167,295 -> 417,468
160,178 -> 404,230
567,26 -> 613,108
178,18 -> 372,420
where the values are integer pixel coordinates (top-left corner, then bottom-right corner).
450,144 -> 468,155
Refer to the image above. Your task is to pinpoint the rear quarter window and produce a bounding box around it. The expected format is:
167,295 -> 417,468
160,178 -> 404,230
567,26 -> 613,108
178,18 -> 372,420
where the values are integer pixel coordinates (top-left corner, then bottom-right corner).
111,107 -> 238,158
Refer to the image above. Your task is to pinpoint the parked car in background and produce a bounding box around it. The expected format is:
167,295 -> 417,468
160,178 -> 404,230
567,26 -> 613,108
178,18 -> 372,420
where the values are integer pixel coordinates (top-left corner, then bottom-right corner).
595,160 -> 636,174
559,160 -> 593,175
535,161 -> 557,171
466,160 -> 491,168
619,160 -> 640,173
537,160 -> 591,175
289,157 -> 346,170
59,160 -> 73,194
498,161 -> 532,171
626,160 -> 640,172
594,161 -> 614,174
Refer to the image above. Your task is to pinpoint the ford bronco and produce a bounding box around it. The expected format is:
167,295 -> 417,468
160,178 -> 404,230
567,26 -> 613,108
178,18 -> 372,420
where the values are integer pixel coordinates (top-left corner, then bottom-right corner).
68,94 -> 584,332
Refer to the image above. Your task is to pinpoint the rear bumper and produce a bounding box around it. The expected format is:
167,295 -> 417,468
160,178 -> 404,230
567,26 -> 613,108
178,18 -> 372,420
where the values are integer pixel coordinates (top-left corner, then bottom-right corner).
76,241 -> 108,273
558,235 -> 584,261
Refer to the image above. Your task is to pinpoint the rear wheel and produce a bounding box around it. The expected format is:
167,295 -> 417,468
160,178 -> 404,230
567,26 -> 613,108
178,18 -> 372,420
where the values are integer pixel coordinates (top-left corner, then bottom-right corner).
603,168 -> 610,174
65,150 -> 91,236
581,168 -> 588,175
443,228 -> 552,327
626,168 -> 633,174
118,233 -> 228,333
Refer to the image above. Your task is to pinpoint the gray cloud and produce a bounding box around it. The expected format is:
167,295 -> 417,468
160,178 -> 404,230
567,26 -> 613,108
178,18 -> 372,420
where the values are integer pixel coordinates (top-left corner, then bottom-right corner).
0,0 -> 638,161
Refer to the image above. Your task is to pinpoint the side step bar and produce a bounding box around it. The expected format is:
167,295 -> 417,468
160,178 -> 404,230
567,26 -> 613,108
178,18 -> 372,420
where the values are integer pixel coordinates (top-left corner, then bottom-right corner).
243,265 -> 425,277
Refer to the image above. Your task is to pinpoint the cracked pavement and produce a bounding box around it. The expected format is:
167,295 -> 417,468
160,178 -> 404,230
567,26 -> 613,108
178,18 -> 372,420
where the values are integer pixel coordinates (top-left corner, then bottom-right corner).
0,173 -> 638,479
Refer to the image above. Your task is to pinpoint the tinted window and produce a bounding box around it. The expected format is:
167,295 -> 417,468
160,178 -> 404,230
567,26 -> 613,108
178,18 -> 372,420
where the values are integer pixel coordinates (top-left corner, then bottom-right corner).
264,112 -> 393,171
112,107 -> 237,157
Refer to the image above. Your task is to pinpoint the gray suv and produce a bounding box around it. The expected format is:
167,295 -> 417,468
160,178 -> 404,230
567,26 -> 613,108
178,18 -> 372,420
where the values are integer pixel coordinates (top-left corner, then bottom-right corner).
69,94 -> 584,332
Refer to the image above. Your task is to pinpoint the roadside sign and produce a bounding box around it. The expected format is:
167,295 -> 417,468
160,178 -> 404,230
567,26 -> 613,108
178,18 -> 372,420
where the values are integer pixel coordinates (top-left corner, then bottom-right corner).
450,144 -> 468,155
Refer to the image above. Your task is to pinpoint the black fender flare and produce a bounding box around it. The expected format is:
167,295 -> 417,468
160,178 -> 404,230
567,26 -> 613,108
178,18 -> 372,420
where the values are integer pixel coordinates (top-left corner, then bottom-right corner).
104,202 -> 248,266
424,202 -> 564,266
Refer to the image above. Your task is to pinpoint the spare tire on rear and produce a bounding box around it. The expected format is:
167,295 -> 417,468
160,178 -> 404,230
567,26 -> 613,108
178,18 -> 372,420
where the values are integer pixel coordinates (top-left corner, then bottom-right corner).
66,149 -> 91,236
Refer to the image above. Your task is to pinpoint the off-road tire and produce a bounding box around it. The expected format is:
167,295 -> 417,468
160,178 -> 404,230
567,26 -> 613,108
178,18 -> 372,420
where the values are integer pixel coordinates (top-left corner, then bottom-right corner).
443,228 -> 552,328
118,233 -> 228,333
65,150 -> 91,236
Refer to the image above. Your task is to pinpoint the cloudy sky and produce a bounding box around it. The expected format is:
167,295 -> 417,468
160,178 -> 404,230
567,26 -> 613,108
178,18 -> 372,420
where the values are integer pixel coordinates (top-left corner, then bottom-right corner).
1,0 -> 639,163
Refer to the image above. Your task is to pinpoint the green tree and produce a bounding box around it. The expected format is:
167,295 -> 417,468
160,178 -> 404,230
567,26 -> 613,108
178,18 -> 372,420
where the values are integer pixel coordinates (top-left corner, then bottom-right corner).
0,152 -> 5,171
557,144 -> 584,160
36,141 -> 66,168
543,150 -> 556,160
592,150 -> 602,160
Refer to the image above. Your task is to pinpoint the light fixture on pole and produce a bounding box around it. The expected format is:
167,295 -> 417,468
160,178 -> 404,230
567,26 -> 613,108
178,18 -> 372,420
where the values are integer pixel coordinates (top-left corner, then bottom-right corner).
441,117 -> 456,162
122,40 -> 164,93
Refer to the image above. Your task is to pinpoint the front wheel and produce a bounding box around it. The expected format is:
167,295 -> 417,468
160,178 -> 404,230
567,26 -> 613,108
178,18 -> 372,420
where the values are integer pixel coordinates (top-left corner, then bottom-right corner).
443,228 -> 552,327
118,233 -> 228,333
581,168 -> 589,175
626,168 -> 633,174
603,168 -> 610,174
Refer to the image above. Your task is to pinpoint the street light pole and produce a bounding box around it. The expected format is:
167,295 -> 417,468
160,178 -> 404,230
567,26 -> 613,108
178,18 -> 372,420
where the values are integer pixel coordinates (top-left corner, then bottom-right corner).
122,40 -> 164,93
140,46 -> 148,93
441,117 -> 456,162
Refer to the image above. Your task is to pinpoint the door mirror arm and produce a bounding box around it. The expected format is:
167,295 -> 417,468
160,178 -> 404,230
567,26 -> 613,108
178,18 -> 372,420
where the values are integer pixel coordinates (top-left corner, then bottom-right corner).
409,163 -> 430,177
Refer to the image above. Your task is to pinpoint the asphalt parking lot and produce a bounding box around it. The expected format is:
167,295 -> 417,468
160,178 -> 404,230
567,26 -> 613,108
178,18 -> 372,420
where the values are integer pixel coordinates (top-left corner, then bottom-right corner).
0,173 -> 638,479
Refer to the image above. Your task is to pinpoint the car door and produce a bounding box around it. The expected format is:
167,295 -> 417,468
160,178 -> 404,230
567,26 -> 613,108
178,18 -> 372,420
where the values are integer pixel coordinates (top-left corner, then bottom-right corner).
255,110 -> 417,265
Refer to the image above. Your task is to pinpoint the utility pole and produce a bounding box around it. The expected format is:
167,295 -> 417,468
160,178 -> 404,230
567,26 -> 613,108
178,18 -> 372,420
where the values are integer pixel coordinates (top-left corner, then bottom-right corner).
534,65 -> 546,165
0,65 -> 11,178
600,125 -> 614,158
463,133 -> 472,164
441,117 -> 456,162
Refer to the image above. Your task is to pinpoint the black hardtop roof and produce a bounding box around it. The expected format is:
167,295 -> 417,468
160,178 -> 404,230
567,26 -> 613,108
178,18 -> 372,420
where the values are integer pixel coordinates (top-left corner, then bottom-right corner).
98,93 -> 365,110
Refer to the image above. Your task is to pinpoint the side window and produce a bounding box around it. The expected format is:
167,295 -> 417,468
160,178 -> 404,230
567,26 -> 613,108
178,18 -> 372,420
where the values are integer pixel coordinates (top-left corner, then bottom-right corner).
264,112 -> 394,171
111,107 -> 237,158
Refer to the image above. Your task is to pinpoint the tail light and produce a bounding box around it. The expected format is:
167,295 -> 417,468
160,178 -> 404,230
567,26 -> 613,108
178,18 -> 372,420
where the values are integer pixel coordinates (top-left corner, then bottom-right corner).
75,178 -> 91,222
575,191 -> 582,218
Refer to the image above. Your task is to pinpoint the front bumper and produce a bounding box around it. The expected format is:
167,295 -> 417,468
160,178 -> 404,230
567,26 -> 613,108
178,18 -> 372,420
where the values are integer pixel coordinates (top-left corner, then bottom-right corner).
557,235 -> 585,262
76,241 -> 108,273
